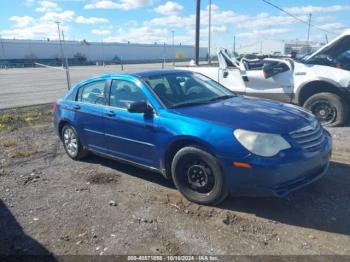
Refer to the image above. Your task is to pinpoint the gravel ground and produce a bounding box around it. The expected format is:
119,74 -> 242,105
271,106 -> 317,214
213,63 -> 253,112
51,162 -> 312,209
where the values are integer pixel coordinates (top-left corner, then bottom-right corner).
0,105 -> 350,256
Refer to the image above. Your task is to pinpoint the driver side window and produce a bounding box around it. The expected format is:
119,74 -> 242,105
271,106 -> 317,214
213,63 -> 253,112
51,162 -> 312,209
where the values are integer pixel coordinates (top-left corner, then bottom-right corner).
109,80 -> 146,109
78,81 -> 107,105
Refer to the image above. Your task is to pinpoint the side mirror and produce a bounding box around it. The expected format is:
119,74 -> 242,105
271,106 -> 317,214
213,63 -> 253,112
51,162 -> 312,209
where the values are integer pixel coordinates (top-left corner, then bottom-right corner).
263,62 -> 290,79
127,101 -> 153,115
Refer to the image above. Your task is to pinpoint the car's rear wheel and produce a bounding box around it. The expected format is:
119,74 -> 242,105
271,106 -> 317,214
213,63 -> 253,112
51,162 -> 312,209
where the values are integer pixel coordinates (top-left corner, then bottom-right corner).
303,92 -> 348,127
171,146 -> 228,205
61,124 -> 88,160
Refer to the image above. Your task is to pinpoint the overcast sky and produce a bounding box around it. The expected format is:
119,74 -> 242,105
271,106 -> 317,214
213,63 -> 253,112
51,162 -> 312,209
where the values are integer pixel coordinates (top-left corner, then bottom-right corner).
1,0 -> 349,52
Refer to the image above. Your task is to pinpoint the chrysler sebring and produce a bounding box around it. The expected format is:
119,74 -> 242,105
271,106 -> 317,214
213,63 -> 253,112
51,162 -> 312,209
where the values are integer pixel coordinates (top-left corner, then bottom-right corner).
54,70 -> 332,205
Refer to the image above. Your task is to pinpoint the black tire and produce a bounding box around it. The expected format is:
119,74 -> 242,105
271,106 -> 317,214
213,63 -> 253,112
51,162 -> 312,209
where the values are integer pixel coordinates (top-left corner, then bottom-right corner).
171,146 -> 229,205
303,92 -> 348,127
61,124 -> 89,160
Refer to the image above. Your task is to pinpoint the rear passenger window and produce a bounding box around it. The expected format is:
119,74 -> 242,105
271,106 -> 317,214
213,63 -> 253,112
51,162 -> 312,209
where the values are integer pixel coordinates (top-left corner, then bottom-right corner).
78,81 -> 106,105
109,80 -> 146,109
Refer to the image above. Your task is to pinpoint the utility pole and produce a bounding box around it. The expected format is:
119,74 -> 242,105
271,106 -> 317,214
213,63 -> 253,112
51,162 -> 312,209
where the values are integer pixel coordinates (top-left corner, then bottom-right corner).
172,30 -> 175,66
56,21 -> 71,90
195,0 -> 200,65
307,13 -> 312,43
233,35 -> 236,56
208,0 -> 211,64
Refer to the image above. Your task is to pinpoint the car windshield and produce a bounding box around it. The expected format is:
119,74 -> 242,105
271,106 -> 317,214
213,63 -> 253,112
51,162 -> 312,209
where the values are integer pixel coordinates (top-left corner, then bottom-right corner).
142,72 -> 235,108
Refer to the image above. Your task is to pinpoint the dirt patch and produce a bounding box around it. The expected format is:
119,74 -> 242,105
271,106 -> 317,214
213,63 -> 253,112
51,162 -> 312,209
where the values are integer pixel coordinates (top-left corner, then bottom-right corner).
0,139 -> 17,147
12,148 -> 39,158
86,172 -> 121,184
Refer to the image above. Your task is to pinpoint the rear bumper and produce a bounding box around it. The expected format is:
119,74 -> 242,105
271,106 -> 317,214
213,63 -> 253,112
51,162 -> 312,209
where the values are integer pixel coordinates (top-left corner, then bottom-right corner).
220,131 -> 332,197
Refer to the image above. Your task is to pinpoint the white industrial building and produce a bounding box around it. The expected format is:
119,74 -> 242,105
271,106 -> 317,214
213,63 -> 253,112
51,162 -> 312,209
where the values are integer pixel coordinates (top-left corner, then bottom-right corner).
0,39 -> 207,66
236,39 -> 324,56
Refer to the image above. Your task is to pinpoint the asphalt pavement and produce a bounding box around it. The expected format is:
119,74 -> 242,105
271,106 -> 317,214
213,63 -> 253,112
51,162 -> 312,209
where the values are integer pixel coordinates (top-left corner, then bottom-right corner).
0,62 -> 184,109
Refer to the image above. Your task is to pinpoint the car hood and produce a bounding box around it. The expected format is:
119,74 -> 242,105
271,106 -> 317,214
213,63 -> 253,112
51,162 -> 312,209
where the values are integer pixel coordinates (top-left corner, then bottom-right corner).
305,30 -> 350,62
172,96 -> 315,134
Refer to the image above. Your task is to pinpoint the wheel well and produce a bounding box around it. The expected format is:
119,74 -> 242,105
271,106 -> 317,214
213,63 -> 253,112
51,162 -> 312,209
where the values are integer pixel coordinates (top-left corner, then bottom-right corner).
163,139 -> 214,179
58,120 -> 69,139
298,81 -> 340,106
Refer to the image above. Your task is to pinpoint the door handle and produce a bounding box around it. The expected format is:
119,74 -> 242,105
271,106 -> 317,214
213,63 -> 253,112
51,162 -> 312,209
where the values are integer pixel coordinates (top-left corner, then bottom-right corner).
106,111 -> 116,117
223,71 -> 229,78
72,105 -> 80,110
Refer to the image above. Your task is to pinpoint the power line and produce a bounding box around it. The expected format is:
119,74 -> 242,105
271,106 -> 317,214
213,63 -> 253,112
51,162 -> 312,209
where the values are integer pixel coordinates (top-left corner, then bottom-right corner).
262,0 -> 337,36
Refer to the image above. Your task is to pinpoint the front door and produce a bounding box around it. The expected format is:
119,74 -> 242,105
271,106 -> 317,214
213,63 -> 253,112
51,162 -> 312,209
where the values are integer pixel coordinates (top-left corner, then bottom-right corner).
244,60 -> 294,103
104,79 -> 158,167
218,67 -> 246,94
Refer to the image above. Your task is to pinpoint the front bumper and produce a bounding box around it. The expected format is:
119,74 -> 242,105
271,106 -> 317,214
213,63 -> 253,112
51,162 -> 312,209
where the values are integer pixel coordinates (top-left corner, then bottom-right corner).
219,131 -> 332,197
339,86 -> 350,104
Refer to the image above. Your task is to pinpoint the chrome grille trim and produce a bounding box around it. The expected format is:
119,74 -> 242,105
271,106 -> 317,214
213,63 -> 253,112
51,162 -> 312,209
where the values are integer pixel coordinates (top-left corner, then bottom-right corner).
302,135 -> 325,149
290,122 -> 325,151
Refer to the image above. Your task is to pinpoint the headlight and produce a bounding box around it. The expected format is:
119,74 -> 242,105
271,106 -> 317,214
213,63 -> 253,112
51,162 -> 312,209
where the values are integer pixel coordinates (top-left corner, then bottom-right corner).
233,129 -> 291,157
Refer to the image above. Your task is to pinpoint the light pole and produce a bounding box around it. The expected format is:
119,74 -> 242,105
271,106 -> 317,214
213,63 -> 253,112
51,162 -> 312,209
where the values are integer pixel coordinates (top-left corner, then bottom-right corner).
56,21 -> 71,89
172,30 -> 175,66
162,42 -> 166,69
307,13 -> 312,43
208,0 -> 211,64
195,0 -> 200,65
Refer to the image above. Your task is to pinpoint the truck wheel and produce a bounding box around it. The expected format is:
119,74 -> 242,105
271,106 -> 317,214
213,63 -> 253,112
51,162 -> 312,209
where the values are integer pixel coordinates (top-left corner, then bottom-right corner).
303,92 -> 348,127
171,146 -> 229,205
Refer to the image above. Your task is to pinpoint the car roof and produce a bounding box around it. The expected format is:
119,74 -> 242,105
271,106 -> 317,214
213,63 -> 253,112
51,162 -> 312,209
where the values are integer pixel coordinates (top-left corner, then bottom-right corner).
74,69 -> 194,88
130,69 -> 190,77
97,69 -> 192,80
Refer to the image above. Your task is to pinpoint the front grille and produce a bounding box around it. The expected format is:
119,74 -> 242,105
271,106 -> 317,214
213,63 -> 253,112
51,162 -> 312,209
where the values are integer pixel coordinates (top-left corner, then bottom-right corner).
290,122 -> 325,151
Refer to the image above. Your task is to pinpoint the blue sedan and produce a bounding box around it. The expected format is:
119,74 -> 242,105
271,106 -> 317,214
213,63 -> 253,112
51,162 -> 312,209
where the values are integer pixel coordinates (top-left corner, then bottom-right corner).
53,70 -> 332,205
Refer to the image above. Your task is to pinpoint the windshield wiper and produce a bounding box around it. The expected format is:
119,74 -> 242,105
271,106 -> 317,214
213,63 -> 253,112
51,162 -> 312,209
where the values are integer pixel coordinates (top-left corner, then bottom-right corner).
209,95 -> 235,102
169,101 -> 210,109
169,95 -> 235,109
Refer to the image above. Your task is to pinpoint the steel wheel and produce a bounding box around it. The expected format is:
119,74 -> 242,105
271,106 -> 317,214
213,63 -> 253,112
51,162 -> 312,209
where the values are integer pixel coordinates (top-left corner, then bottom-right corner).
303,92 -> 348,127
171,146 -> 228,205
309,99 -> 337,126
183,158 -> 215,194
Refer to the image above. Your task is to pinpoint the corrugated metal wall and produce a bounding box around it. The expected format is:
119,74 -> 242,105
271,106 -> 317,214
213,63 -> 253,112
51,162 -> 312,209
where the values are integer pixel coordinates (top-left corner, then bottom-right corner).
0,39 -> 207,62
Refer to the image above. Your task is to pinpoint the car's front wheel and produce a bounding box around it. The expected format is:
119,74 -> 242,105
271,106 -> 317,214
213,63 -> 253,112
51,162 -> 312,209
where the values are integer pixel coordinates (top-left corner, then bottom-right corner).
171,146 -> 229,205
61,124 -> 88,160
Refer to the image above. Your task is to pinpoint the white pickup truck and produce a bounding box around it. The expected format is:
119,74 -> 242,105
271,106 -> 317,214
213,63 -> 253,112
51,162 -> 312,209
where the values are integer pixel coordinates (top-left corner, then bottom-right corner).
178,31 -> 350,127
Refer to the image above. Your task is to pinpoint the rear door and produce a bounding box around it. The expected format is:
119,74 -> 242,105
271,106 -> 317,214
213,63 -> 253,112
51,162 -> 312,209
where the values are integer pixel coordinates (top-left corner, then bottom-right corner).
73,80 -> 108,152
244,59 -> 294,103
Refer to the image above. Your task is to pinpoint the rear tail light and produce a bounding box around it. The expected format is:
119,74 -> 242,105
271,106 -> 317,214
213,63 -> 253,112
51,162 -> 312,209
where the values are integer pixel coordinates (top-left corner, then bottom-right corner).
263,69 -> 268,79
52,102 -> 57,112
